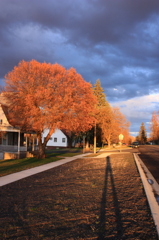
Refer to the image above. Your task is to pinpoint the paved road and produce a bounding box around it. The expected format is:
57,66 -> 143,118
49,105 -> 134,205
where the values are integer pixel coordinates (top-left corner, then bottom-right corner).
138,145 -> 159,184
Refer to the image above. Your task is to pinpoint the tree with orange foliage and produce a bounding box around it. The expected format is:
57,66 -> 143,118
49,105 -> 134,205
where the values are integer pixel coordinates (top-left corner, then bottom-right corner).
150,111 -> 159,143
99,106 -> 130,147
92,79 -> 130,148
4,60 -> 97,158
112,107 -> 130,143
98,106 -> 113,147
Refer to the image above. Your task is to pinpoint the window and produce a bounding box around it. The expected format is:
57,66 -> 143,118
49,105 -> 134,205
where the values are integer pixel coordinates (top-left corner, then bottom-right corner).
54,137 -> 57,142
2,133 -> 7,145
62,138 -> 65,143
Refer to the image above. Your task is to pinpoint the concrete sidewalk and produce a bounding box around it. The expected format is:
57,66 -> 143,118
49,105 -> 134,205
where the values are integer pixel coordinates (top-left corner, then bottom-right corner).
0,153 -> 90,187
0,150 -> 114,187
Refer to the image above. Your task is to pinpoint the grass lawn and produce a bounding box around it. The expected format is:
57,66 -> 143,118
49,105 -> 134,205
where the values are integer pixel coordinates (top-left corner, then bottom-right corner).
0,147 -> 131,177
0,148 -> 84,177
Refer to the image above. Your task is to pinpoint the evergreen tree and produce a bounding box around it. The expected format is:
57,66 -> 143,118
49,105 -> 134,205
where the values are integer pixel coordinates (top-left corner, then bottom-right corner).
92,79 -> 112,147
93,80 -> 110,146
138,122 -> 147,144
93,79 -> 110,108
91,79 -> 130,148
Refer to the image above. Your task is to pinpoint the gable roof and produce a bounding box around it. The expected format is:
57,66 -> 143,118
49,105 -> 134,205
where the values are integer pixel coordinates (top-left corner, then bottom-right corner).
0,104 -> 10,123
0,93 -> 22,129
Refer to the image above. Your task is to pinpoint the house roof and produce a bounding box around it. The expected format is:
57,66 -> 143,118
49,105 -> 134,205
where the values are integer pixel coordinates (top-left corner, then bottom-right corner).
0,93 -> 22,129
1,104 -> 10,122
0,93 -> 10,106
0,104 -> 35,133
0,103 -> 19,128
61,129 -> 71,139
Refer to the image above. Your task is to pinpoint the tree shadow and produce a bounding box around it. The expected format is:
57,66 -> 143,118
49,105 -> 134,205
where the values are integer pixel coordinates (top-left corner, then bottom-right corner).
97,156 -> 123,239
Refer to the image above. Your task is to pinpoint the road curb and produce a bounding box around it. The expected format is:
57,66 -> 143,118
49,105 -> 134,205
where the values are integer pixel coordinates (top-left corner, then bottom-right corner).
134,153 -> 159,237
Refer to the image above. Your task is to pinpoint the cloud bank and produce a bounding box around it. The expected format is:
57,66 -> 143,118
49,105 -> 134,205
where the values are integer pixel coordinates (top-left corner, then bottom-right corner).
0,0 -> 159,135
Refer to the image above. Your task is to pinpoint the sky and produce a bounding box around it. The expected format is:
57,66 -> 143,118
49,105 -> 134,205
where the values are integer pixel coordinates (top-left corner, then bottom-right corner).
0,0 -> 159,137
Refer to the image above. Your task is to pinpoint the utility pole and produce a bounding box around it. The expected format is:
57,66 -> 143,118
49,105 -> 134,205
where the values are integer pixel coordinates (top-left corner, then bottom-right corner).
18,130 -> 20,159
94,122 -> 96,154
83,135 -> 85,153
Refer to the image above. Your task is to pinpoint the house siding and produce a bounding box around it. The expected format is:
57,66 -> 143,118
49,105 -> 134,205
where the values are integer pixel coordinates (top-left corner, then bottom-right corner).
42,129 -> 68,147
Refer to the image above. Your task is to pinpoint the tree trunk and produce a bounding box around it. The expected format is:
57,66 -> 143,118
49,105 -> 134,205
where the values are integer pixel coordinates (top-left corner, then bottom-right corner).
107,137 -> 111,148
37,128 -> 57,159
85,140 -> 89,149
37,132 -> 46,159
67,135 -> 73,148
37,143 -> 46,159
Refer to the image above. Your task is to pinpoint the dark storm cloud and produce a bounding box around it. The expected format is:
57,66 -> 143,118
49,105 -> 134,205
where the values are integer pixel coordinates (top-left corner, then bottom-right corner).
0,0 -> 159,103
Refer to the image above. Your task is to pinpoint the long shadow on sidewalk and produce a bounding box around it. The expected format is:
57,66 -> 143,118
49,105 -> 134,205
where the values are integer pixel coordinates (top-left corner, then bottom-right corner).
97,156 -> 123,239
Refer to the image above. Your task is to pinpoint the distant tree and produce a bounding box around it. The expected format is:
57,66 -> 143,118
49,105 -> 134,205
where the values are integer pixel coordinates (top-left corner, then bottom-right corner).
150,111 -> 159,143
100,107 -> 130,147
111,107 -> 130,144
136,135 -> 139,142
98,106 -> 114,147
129,135 -> 136,144
4,60 -> 97,158
138,122 -> 147,144
121,129 -> 131,145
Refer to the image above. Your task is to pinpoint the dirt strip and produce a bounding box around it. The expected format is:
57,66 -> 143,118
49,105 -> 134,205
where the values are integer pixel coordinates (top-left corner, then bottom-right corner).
0,153 -> 158,239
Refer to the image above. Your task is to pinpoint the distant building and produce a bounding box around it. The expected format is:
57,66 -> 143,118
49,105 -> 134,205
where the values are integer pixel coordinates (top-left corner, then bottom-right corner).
42,129 -> 68,148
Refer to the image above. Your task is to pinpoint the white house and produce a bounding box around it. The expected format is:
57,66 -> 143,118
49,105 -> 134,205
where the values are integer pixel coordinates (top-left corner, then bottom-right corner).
0,93 -> 68,155
42,129 -> 68,148
0,94 -> 37,158
0,103 -> 27,152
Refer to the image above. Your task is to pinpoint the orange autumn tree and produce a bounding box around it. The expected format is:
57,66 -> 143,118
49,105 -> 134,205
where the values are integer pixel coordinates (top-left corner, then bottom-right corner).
150,111 -> 159,143
111,107 -> 130,144
92,79 -> 130,147
98,106 -> 114,148
99,106 -> 130,147
4,60 -> 97,158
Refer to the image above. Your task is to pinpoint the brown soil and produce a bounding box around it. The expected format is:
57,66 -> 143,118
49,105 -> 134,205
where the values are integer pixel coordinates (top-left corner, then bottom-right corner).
0,153 -> 158,239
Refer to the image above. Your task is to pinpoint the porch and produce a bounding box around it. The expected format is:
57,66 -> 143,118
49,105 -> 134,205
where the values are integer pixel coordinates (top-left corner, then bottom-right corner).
0,128 -> 38,159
